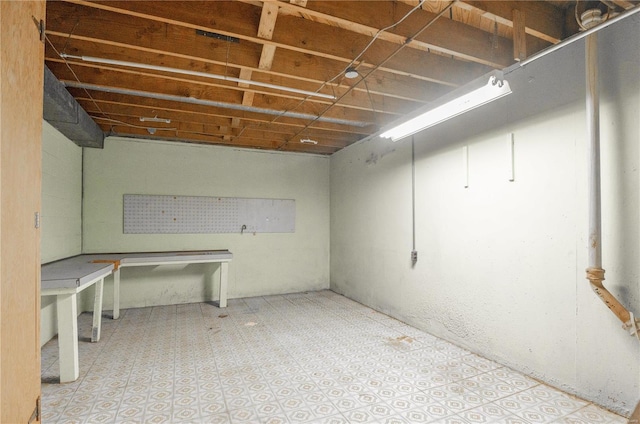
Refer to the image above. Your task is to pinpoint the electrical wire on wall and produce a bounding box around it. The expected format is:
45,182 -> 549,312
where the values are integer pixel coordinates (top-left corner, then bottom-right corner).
411,135 -> 418,266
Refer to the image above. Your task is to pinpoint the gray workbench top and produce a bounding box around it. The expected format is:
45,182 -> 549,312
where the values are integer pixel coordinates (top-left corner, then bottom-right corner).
41,257 -> 114,291
41,250 -> 233,292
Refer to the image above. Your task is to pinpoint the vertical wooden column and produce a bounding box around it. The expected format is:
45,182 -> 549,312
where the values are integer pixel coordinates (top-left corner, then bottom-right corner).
0,0 -> 46,421
512,9 -> 527,62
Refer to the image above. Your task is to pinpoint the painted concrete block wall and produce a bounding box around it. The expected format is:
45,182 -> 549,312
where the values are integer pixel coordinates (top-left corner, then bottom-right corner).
40,121 -> 83,346
82,138 -> 329,310
330,17 -> 639,416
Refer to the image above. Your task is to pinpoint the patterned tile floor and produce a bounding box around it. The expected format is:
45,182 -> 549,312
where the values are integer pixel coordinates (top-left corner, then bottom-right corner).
41,291 -> 627,424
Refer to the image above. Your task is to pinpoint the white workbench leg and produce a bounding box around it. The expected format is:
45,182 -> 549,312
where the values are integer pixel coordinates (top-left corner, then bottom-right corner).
113,268 -> 120,320
91,278 -> 104,342
219,262 -> 229,308
56,293 -> 79,383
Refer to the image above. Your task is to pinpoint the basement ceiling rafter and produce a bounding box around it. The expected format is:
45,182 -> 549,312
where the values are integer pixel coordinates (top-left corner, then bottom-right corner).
44,0 -> 639,154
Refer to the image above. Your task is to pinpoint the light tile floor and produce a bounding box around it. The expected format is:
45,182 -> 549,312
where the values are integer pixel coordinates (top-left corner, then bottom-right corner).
41,290 -> 627,424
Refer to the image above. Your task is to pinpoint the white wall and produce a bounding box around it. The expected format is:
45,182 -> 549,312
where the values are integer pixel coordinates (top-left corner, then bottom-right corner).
82,138 -> 330,310
40,121 -> 83,346
330,16 -> 640,416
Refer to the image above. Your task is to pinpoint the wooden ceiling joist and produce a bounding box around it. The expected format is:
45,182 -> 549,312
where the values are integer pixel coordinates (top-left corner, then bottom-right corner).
45,60 -> 384,124
55,1 -> 491,85
70,90 -> 375,135
270,0 -> 514,67
44,0 -> 590,154
456,0 -> 566,43
45,3 -> 457,102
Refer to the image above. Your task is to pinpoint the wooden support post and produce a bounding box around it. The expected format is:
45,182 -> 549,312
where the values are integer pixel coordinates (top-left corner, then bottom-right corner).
512,9 -> 527,62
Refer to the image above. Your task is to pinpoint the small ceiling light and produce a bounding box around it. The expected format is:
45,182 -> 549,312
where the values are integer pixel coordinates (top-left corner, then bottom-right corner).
140,116 -> 171,124
345,67 -> 359,79
147,128 -> 156,135
300,138 -> 318,145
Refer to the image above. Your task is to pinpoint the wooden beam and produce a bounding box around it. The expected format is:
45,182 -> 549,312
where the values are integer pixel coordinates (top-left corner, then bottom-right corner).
512,9 -> 526,62
80,93 -> 358,149
100,122 -> 342,154
46,3 -> 454,102
281,142 -> 338,155
271,0 -> 514,68
237,67 -> 254,126
457,1 -> 566,43
77,98 -> 363,143
239,1 -> 281,127
47,60 -> 381,123
256,1 -> 278,76
101,123 -> 281,149
257,2 -> 279,40
46,38 -> 427,115
57,1 -> 491,85
68,89 -> 376,135
46,45 -> 419,116
237,68 -> 253,88
242,91 -> 255,106
258,44 -> 277,70
609,0 -> 636,9
219,125 -> 232,142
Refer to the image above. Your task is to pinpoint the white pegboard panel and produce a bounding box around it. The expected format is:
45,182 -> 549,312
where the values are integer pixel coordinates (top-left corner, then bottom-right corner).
123,194 -> 295,234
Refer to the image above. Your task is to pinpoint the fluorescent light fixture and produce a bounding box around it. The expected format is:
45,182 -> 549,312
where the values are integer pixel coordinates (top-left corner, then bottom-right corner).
300,138 -> 318,145
139,116 -> 171,124
59,54 -> 336,100
380,71 -> 512,142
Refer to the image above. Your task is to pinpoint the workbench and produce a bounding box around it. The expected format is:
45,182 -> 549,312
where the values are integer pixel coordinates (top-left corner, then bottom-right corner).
41,250 -> 232,382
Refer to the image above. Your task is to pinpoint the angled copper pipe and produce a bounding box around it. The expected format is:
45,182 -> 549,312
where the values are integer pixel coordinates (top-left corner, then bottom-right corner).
586,267 -> 631,324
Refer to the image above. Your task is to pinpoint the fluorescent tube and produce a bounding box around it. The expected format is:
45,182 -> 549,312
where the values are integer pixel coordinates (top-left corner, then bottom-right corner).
380,74 -> 512,142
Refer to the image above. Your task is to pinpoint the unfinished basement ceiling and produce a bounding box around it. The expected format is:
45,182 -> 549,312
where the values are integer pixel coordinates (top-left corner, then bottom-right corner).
44,0 -> 639,155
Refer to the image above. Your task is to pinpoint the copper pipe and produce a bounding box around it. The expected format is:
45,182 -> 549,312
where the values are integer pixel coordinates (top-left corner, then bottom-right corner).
586,267 -> 630,324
